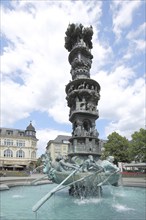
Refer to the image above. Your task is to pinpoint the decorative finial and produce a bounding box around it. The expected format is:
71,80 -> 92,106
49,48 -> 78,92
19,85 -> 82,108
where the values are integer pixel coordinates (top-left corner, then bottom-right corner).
64,23 -> 93,52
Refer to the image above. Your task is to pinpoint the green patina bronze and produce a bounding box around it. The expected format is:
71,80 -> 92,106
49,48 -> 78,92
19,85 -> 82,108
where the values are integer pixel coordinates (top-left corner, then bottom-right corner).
43,22 -> 120,197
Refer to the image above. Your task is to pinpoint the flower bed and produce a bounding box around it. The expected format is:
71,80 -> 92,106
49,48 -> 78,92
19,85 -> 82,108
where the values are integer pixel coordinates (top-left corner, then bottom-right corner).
122,171 -> 146,177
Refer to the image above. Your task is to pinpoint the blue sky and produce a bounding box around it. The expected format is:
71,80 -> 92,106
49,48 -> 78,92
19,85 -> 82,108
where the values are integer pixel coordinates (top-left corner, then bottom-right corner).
1,0 -> 145,156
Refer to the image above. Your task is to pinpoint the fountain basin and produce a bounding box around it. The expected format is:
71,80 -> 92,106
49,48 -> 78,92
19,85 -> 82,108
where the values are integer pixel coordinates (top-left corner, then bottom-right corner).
0,184 -> 145,220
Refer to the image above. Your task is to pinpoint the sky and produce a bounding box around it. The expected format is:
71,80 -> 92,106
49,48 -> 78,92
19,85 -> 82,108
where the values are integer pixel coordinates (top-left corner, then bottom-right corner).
1,0 -> 145,156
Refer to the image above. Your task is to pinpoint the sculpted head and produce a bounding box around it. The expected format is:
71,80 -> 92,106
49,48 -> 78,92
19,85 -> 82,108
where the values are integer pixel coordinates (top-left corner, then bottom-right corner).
88,155 -> 94,161
107,156 -> 114,162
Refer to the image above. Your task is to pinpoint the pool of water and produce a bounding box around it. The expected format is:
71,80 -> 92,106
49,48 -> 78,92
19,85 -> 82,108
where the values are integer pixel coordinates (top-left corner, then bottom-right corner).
0,184 -> 145,220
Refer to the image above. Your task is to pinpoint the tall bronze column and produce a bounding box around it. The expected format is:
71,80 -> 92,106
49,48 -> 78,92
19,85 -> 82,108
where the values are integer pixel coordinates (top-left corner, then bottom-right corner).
65,24 -> 101,162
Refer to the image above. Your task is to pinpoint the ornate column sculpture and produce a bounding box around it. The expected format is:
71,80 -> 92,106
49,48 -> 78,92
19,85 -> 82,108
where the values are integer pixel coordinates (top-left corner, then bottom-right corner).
32,25 -> 121,210
65,23 -> 101,161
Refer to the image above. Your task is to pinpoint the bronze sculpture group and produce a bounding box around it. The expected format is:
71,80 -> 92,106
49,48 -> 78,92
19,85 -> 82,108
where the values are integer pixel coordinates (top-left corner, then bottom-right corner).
32,24 -> 120,213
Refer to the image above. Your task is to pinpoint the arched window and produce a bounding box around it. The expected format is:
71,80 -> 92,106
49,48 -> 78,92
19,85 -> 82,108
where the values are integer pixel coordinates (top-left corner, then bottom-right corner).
31,151 -> 36,159
16,150 -> 25,158
83,119 -> 91,132
4,149 -> 13,157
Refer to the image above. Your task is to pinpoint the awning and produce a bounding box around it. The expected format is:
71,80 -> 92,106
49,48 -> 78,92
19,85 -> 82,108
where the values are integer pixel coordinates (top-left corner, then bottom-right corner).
8,165 -> 24,168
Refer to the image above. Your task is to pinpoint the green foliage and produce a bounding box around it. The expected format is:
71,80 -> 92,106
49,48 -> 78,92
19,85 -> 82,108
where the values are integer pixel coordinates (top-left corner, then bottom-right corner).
102,132 -> 130,163
129,128 -> 146,162
102,128 -> 146,163
36,154 -> 45,167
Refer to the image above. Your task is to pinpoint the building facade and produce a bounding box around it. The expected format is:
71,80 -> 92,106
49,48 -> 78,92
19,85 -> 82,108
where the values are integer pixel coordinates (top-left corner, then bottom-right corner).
0,122 -> 38,170
46,135 -> 71,162
98,139 -> 107,151
46,135 -> 106,162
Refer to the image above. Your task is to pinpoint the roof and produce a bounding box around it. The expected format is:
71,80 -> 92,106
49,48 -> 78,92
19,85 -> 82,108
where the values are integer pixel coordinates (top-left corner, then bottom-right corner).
0,122 -> 36,137
0,127 -> 25,137
26,122 -> 36,132
54,135 -> 71,143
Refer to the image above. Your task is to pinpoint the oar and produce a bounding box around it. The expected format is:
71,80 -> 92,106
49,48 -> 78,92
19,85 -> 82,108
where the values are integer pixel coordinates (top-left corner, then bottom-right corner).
31,174 -> 48,185
97,170 -> 119,187
32,168 -> 103,212
32,167 -> 80,212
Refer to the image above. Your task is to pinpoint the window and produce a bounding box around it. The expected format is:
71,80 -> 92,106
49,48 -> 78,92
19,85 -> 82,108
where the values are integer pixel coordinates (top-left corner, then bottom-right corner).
4,149 -> 13,157
26,131 -> 35,136
32,141 -> 36,147
16,140 -> 25,147
55,145 -> 61,154
62,140 -> 70,144
19,132 -> 24,136
16,150 -> 25,158
31,151 -> 36,159
6,130 -> 13,135
4,139 -> 13,146
63,146 -> 67,150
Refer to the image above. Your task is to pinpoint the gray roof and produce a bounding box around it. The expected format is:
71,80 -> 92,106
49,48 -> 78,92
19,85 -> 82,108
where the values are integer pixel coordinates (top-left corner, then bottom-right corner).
26,122 -> 36,132
0,122 -> 36,137
54,135 -> 71,143
0,127 -> 25,137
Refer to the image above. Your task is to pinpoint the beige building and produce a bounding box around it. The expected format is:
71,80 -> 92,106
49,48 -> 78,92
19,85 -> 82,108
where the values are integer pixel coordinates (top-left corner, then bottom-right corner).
0,122 -> 38,170
46,135 -> 106,162
46,135 -> 71,162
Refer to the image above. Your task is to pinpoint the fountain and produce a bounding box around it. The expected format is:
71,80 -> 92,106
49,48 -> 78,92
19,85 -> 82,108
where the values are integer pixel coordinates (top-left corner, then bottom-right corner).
1,184 -> 145,220
0,24 -> 145,220
32,23 -> 120,212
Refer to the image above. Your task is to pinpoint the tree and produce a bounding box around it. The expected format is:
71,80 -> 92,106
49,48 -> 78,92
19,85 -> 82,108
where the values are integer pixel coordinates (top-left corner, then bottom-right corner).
35,154 -> 45,168
101,132 -> 130,164
129,128 -> 146,162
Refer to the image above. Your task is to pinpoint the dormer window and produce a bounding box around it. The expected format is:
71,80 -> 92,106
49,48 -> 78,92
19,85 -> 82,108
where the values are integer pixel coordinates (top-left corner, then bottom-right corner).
19,132 -> 24,136
26,131 -> 35,136
7,130 -> 13,136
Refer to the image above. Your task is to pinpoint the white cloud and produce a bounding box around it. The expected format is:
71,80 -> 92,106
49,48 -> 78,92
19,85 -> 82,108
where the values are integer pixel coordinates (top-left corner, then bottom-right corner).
133,39 -> 146,51
1,1 -> 145,151
1,80 -> 33,124
111,1 -> 142,39
1,1 -> 104,127
126,22 -> 146,40
123,22 -> 145,61
92,40 -> 113,72
94,66 -> 145,138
